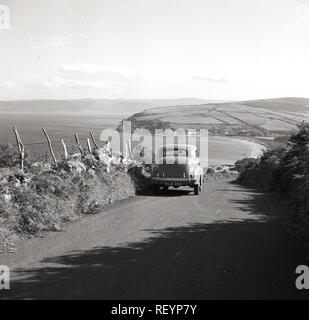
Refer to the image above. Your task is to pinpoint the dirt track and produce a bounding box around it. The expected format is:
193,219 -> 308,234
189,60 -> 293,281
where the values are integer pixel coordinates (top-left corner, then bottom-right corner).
0,178 -> 308,299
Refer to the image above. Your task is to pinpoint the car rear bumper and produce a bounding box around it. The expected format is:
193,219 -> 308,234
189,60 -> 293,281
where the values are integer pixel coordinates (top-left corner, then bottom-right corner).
150,177 -> 199,187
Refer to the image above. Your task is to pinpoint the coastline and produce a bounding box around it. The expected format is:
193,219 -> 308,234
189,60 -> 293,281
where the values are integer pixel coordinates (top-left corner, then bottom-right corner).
230,136 -> 267,158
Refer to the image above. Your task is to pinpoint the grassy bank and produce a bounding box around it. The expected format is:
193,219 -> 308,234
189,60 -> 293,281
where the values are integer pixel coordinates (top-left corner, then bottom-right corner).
0,145 -> 149,251
236,122 -> 309,248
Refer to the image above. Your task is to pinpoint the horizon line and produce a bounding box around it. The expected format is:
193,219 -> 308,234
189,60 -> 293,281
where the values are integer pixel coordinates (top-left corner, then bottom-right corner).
0,96 -> 308,103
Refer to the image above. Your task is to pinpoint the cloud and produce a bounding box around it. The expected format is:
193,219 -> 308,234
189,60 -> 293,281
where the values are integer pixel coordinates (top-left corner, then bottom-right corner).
0,81 -> 16,91
192,74 -> 229,83
0,81 -> 27,97
59,63 -> 136,78
44,76 -> 109,89
31,34 -> 86,49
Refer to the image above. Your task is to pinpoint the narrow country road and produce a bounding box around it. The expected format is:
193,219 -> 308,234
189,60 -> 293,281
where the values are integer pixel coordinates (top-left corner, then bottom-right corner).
0,178 -> 308,299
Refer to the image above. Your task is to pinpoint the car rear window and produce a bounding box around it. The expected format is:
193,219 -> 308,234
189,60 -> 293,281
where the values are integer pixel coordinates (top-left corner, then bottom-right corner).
164,148 -> 188,157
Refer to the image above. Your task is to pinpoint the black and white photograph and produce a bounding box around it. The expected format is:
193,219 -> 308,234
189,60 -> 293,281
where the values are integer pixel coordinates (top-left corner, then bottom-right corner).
0,0 -> 309,305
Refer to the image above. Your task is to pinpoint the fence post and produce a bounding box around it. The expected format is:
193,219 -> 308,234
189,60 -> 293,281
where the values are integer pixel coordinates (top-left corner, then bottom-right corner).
127,139 -> 132,159
61,139 -> 68,160
87,138 -> 92,153
89,131 -> 99,149
42,128 -> 58,167
13,126 -> 25,171
74,134 -> 84,155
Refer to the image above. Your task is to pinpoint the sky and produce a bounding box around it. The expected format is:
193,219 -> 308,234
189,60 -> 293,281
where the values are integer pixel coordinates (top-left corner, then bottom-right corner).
0,0 -> 308,101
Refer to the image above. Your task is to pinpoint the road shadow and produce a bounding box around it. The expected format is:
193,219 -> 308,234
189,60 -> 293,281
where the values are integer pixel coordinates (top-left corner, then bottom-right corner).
1,182 -> 308,300
138,187 -> 194,197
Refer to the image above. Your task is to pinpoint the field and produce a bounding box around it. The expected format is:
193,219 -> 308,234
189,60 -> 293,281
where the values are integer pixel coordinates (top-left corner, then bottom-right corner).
128,97 -> 309,136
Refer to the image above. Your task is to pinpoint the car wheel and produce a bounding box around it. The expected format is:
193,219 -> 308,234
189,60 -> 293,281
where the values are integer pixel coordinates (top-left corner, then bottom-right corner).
194,184 -> 199,195
163,186 -> 169,192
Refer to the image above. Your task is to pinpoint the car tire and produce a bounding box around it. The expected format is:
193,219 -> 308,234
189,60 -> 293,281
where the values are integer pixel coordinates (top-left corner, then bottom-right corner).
194,184 -> 199,195
163,186 -> 169,192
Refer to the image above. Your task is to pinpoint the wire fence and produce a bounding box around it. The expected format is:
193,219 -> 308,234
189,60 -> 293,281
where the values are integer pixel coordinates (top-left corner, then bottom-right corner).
5,127 -> 111,167
14,136 -> 95,147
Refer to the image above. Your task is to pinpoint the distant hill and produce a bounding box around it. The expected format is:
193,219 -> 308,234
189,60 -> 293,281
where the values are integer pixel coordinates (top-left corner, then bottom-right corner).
127,97 -> 309,136
0,98 -> 218,115
238,97 -> 309,114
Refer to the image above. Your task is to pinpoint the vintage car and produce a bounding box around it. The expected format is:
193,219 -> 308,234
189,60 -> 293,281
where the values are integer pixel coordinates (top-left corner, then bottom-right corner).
150,144 -> 204,195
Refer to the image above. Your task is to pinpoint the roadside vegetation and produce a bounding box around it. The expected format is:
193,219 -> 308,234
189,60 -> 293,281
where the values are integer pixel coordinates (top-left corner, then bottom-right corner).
236,122 -> 309,248
0,144 -> 149,250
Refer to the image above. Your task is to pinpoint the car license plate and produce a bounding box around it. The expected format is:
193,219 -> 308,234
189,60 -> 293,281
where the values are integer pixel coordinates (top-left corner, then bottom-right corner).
165,182 -> 181,186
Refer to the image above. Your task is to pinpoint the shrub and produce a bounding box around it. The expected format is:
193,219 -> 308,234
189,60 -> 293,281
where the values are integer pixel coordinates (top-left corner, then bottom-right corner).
237,122 -> 309,245
0,149 -> 140,249
0,145 -> 20,168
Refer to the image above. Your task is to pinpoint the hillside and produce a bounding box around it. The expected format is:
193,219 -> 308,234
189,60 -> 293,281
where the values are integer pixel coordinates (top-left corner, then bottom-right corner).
0,98 -> 214,115
127,97 -> 309,136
